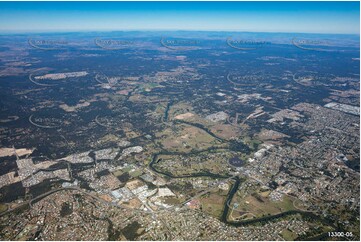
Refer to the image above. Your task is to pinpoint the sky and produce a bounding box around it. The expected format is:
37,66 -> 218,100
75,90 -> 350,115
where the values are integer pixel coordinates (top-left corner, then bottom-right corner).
0,1 -> 359,34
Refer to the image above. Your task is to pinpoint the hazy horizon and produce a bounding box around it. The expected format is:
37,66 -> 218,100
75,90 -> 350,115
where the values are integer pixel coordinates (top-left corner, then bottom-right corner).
0,1 -> 359,34
1,29 -> 360,36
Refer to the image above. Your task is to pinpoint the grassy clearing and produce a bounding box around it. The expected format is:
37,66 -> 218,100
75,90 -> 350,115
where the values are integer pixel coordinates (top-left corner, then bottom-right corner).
231,189 -> 298,220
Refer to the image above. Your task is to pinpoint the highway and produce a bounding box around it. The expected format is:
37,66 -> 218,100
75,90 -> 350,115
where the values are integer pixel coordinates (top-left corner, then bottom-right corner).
1,186 -> 150,218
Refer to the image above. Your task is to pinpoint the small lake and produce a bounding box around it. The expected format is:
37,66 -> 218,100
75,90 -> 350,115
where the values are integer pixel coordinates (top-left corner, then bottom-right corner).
228,157 -> 245,167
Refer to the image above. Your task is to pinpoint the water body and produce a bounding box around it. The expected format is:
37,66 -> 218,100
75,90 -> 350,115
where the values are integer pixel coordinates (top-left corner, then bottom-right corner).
228,157 -> 245,167
220,176 -> 241,223
149,150 -> 336,237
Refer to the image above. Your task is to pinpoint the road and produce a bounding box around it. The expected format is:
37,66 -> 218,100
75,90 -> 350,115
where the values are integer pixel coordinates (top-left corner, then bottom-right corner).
179,174 -> 238,207
1,186 -> 150,217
